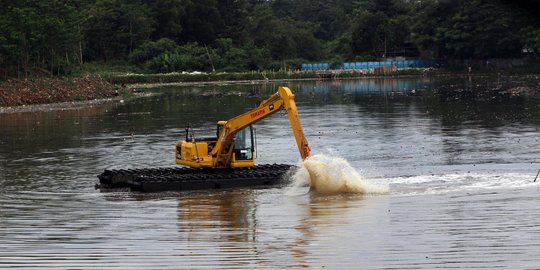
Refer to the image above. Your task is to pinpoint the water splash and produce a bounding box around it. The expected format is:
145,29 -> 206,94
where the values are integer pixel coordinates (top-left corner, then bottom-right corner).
290,154 -> 388,195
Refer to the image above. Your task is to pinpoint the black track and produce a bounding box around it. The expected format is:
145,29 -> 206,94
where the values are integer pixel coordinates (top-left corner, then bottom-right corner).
96,164 -> 294,192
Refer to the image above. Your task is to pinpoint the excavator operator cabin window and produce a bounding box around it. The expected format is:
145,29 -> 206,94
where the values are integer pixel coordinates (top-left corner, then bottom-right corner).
234,127 -> 254,160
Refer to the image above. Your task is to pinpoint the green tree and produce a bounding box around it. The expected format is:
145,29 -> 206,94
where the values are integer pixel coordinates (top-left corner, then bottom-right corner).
412,0 -> 529,59
245,5 -> 322,61
129,38 -> 179,64
214,38 -> 271,71
85,0 -> 155,62
349,0 -> 412,58
353,0 -> 408,17
217,0 -> 249,44
148,43 -> 210,72
0,0 -> 89,77
438,1 -> 522,58
271,0 -> 353,40
410,0 -> 457,57
351,11 -> 388,57
178,0 -> 224,44
143,0 -> 184,41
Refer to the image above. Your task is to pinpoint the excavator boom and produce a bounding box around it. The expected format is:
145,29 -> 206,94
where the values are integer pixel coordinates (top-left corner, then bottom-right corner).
279,87 -> 311,160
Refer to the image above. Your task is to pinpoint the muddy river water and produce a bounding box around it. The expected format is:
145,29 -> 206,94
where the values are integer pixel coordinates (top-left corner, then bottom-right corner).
1,75 -> 540,269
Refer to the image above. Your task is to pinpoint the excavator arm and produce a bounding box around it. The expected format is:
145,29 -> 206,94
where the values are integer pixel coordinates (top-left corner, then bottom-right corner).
211,86 -> 310,167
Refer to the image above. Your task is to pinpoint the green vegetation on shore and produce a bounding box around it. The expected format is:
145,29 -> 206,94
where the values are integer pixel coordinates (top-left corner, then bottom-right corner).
1,0 -> 539,79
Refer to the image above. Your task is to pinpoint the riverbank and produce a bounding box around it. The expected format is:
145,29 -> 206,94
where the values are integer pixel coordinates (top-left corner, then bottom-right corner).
0,75 -> 117,108
1,68 -> 538,111
0,69 -> 424,109
103,69 -> 425,85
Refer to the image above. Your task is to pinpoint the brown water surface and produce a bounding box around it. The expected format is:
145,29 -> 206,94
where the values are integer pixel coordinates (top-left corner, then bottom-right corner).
1,76 -> 540,269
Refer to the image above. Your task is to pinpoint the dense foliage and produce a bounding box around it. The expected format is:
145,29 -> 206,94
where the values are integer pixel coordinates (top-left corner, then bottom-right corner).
1,0 -> 539,77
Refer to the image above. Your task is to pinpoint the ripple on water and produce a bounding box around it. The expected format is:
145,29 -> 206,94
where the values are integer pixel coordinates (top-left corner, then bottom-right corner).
2,79 -> 540,269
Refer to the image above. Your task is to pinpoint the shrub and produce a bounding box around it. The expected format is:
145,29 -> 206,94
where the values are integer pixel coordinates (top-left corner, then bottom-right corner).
129,38 -> 179,65
147,43 -> 211,73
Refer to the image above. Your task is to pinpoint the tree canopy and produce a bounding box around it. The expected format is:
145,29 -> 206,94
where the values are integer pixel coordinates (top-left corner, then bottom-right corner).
1,0 -> 539,77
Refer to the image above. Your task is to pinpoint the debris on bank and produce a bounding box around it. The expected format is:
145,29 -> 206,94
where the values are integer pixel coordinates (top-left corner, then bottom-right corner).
0,75 -> 116,107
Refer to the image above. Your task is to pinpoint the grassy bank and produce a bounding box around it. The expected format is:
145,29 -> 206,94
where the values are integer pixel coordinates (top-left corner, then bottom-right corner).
103,69 -> 427,85
86,59 -> 540,86
104,71 -> 318,85
2,65 -> 537,108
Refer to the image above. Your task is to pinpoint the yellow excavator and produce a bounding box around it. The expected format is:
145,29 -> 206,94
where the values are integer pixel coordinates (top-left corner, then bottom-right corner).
97,86 -> 310,192
175,86 -> 311,168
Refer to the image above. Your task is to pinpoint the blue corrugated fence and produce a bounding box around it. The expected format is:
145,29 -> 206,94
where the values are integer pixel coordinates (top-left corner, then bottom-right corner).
301,59 -> 435,71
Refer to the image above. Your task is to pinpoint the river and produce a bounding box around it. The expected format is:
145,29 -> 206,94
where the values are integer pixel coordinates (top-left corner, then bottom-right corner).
1,75 -> 540,269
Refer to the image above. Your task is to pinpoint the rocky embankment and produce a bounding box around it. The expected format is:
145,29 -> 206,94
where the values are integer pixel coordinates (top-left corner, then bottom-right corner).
0,75 -> 116,107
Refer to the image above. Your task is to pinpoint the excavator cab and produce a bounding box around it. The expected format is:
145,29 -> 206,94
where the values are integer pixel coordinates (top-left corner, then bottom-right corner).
232,126 -> 254,161
217,121 -> 255,161
175,122 -> 256,168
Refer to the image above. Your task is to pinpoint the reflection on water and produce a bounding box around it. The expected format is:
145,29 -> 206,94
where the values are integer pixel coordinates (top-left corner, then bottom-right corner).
177,191 -> 258,243
301,77 -> 431,94
1,76 -> 540,269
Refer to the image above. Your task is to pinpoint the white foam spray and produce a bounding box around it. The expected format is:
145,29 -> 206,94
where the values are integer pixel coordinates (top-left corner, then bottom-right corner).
289,154 -> 388,195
